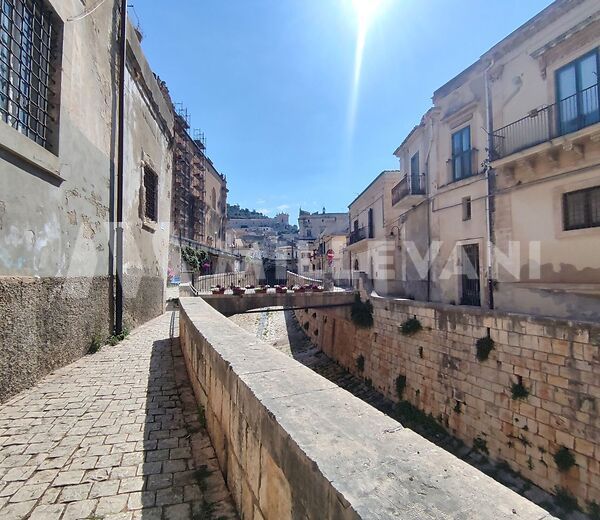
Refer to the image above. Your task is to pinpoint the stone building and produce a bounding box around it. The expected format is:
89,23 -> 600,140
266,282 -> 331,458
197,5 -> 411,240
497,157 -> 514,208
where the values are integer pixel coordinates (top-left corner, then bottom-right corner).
298,208 -> 348,239
0,0 -> 174,401
163,101 -> 231,277
345,171 -> 401,293
352,0 -> 600,321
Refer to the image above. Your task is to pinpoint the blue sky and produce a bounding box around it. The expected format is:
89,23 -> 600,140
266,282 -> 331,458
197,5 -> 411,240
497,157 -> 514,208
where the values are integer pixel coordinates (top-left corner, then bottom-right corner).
132,0 -> 551,224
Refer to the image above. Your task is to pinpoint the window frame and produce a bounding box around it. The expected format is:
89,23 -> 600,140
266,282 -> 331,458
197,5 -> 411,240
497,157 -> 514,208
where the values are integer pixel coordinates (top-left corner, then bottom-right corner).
451,126 -> 472,181
555,49 -> 600,136
0,0 -> 61,153
562,185 -> 600,231
142,165 -> 159,227
462,196 -> 472,221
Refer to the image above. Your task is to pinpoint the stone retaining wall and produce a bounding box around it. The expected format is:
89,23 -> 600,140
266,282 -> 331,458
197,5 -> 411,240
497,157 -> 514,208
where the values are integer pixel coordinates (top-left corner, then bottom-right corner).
295,295 -> 600,508
179,297 -> 553,519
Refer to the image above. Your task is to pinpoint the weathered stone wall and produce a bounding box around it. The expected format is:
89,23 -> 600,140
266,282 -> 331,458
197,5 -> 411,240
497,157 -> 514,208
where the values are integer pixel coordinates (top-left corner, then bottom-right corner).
179,297 -> 554,520
0,276 -> 112,402
295,295 -> 600,507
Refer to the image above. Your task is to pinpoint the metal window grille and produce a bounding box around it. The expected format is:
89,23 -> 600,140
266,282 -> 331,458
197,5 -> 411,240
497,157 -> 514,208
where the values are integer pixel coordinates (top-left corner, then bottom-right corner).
144,168 -> 158,222
0,0 -> 56,150
563,186 -> 600,231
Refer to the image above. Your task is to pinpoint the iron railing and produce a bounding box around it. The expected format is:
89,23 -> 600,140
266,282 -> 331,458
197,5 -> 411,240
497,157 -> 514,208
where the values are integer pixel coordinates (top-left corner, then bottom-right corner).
192,271 -> 257,293
391,173 -> 425,205
348,227 -> 367,245
492,83 -> 600,160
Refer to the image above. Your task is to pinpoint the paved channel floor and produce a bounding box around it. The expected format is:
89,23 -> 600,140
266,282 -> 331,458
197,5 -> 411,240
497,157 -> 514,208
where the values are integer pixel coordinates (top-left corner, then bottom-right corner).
0,312 -> 237,520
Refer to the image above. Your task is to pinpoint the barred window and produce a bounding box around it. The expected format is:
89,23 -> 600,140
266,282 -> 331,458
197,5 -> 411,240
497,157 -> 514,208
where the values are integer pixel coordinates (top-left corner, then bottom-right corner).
144,167 -> 158,222
563,186 -> 600,231
0,0 -> 58,151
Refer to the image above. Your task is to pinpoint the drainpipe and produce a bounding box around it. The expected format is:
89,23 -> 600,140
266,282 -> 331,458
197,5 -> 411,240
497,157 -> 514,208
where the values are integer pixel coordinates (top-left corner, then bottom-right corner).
115,0 -> 127,334
423,115 -> 435,302
484,58 -> 495,310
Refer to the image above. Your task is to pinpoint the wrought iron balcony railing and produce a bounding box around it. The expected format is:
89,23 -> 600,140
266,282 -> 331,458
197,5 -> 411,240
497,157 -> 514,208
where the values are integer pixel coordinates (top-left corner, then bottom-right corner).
348,227 -> 367,245
391,174 -> 425,205
492,83 -> 599,160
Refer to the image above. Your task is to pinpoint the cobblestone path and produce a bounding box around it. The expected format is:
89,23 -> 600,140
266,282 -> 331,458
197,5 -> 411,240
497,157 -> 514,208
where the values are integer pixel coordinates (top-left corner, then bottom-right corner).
230,308 -> 584,520
0,312 -> 237,520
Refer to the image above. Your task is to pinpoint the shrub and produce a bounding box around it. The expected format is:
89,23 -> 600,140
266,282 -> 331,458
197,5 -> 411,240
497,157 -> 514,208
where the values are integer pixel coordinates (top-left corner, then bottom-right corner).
395,375 -> 407,400
473,436 -> 489,455
355,354 -> 365,372
400,316 -> 422,335
475,336 -> 494,361
554,487 -> 578,513
554,446 -> 576,472
181,246 -> 208,272
511,378 -> 529,400
88,336 -> 102,355
350,295 -> 373,328
588,501 -> 600,520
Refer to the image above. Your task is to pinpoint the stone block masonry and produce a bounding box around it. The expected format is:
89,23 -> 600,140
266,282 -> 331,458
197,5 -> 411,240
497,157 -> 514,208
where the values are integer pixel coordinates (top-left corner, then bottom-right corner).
295,294 -> 600,509
179,297 -> 554,519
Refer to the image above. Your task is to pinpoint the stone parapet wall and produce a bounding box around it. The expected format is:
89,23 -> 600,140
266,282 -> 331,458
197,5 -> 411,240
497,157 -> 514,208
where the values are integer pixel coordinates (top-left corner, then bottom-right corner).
295,295 -> 600,507
0,276 -> 112,403
179,297 -> 553,519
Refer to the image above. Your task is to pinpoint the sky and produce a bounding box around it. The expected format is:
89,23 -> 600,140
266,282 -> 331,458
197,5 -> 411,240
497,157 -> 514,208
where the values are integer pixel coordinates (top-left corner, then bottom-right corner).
131,0 -> 552,224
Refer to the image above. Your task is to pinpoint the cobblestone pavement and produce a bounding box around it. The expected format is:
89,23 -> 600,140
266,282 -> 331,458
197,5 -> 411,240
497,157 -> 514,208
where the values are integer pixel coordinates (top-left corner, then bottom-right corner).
230,308 -> 585,520
0,312 -> 237,520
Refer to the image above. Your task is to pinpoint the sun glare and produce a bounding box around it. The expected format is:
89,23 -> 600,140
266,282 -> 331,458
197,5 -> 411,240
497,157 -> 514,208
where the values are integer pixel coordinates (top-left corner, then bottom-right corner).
347,0 -> 385,142
352,0 -> 383,31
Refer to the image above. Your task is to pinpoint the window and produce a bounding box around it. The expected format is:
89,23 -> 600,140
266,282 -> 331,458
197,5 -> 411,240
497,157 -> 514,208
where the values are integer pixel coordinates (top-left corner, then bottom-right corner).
462,196 -> 472,221
556,50 -> 599,136
563,186 -> 600,231
410,151 -> 420,192
451,126 -> 472,181
303,265 -> 309,273
0,0 -> 59,151
368,208 -> 374,239
144,167 -> 158,222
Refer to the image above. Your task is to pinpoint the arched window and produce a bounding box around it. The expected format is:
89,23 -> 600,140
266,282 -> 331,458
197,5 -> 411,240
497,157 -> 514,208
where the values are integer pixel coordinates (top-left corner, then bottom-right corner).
353,258 -> 359,271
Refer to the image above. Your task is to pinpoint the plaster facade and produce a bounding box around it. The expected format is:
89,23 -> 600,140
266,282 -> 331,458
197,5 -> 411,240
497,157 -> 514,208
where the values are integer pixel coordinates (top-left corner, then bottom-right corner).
0,1 -> 173,401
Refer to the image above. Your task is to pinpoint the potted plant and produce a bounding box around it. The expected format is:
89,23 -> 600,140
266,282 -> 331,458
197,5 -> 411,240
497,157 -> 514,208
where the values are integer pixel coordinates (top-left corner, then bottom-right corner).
276,286 -> 288,294
312,285 -> 324,293
254,286 -> 267,294
293,285 -> 305,293
232,286 -> 245,296
211,285 -> 225,295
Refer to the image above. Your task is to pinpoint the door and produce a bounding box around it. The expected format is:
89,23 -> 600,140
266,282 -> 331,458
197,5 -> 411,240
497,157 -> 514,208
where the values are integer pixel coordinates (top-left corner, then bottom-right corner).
461,244 -> 481,306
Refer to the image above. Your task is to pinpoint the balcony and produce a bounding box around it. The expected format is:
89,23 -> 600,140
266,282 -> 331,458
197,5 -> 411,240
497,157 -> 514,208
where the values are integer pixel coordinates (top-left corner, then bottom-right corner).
391,173 -> 426,206
348,227 -> 367,245
491,83 -> 599,161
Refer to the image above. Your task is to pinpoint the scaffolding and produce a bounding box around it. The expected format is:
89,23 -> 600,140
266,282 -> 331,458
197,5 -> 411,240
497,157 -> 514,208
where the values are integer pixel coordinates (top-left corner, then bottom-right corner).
172,103 -> 207,243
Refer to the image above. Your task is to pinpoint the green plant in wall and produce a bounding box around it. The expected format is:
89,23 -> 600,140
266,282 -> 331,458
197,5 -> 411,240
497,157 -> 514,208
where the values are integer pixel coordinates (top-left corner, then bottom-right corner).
355,354 -> 365,372
475,335 -> 495,362
400,316 -> 422,335
350,295 -> 373,328
395,375 -> 407,400
473,436 -> 489,455
511,376 -> 529,400
554,487 -> 578,514
554,446 -> 576,472
107,326 -> 130,346
588,501 -> 600,520
182,246 -> 208,272
88,335 -> 102,354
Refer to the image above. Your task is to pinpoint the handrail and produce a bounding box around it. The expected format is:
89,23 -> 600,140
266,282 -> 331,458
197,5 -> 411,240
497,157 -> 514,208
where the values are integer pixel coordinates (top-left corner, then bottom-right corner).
492,82 -> 599,160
